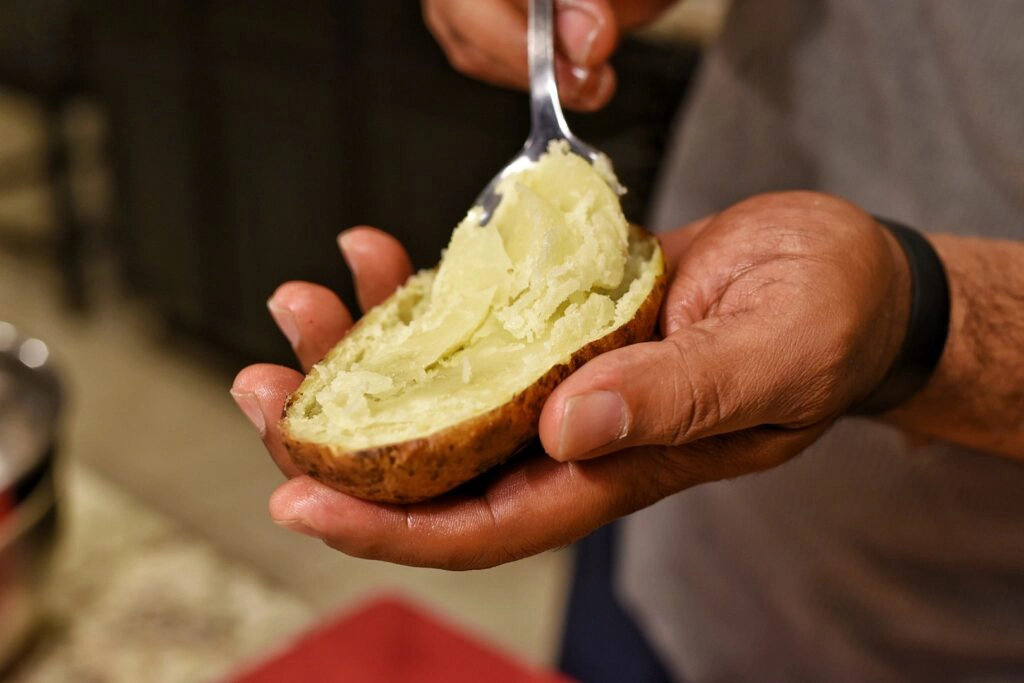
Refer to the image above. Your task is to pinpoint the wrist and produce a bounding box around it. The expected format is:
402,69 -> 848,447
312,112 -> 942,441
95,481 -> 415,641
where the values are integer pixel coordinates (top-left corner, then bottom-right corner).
852,219 -> 951,415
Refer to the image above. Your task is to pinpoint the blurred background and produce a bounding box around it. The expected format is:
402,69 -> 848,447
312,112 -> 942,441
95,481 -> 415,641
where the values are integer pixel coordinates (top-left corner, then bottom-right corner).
0,1 -> 724,680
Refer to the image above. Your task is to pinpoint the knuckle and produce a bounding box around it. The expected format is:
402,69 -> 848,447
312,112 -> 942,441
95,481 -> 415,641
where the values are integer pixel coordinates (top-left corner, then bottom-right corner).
435,553 -> 482,571
324,529 -> 404,564
419,2 -> 486,79
322,536 -> 360,558
420,0 -> 444,36
784,334 -> 853,423
664,335 -> 721,444
649,446 -> 698,493
446,46 -> 481,77
445,543 -> 518,571
616,448 -> 685,512
421,2 -> 477,78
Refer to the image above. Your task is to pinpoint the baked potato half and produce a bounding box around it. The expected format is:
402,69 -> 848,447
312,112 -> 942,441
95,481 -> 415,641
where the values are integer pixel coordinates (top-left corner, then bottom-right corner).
281,143 -> 666,503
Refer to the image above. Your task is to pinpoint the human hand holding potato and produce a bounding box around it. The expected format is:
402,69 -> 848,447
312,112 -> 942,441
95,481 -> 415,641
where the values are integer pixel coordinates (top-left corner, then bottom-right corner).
231,191 -> 914,570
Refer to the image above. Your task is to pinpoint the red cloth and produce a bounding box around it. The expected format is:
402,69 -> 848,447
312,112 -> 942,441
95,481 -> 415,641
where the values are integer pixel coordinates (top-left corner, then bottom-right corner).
228,595 -> 574,683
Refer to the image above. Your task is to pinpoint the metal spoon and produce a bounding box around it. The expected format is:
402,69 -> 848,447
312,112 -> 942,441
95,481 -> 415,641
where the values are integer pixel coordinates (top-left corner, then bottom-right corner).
473,0 -> 621,226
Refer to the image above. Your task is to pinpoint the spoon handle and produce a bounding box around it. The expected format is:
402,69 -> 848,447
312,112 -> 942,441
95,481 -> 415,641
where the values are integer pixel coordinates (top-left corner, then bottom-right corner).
528,0 -> 571,152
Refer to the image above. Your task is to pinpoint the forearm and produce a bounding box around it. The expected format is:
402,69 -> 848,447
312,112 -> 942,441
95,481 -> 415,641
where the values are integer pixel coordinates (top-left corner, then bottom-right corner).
884,234 -> 1024,458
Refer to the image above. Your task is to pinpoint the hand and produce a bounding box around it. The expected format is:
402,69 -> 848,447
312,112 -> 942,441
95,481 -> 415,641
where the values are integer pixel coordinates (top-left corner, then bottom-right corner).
231,191 -> 911,569
421,0 -> 676,112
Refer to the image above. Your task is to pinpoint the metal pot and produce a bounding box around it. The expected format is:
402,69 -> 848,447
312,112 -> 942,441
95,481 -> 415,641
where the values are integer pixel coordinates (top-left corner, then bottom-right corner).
0,321 -> 60,670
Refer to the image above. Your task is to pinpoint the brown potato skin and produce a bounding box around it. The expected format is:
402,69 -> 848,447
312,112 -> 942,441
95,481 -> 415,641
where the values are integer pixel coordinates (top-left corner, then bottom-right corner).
281,231 -> 666,504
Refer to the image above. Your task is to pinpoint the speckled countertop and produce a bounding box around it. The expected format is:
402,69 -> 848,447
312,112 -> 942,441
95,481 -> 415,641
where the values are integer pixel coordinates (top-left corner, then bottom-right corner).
7,464 -> 315,683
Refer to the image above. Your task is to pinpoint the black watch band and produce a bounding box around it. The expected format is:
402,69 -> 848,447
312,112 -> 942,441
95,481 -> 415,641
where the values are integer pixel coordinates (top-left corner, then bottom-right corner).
853,218 -> 951,415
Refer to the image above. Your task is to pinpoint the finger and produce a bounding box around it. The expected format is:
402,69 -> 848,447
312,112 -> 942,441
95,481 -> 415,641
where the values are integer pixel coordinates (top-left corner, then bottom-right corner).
267,426 -> 819,569
539,320 -> 805,461
267,282 -> 353,371
556,0 -> 619,67
231,363 -> 305,477
268,448 -> 659,569
424,0 -> 528,88
338,227 -> 414,313
558,60 -> 617,112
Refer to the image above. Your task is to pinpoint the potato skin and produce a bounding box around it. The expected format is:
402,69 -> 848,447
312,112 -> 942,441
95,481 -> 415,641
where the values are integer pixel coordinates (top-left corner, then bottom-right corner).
280,231 -> 667,504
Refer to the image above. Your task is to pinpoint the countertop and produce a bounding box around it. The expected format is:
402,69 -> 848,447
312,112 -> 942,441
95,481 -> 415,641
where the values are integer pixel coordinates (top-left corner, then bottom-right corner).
7,464 -> 315,683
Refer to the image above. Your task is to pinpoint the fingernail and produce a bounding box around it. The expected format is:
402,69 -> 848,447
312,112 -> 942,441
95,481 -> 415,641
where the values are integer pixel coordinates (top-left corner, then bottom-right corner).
557,63 -> 590,98
558,390 -> 629,459
230,390 -> 267,437
267,299 -> 300,350
558,1 -> 603,65
571,65 -> 591,82
273,518 -> 317,537
562,65 -> 612,110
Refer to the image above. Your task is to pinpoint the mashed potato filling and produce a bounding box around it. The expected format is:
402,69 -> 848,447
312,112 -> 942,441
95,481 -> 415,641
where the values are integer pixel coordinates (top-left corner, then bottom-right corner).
287,142 -> 661,448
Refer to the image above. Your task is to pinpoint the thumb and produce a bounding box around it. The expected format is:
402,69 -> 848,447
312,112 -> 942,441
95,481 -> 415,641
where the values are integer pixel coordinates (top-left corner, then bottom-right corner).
556,0 -> 619,67
539,321 -> 798,461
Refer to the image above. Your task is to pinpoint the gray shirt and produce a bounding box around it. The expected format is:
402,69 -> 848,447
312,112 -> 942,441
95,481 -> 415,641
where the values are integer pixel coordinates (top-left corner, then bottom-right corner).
620,1 -> 1024,680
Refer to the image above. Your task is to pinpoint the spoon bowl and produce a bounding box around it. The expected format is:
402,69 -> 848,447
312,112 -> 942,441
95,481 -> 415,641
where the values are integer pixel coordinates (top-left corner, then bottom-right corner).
473,0 -> 622,226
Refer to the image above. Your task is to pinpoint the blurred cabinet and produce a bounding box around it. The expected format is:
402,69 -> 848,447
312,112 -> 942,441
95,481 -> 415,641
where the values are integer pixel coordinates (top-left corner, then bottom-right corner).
80,1 -> 697,365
